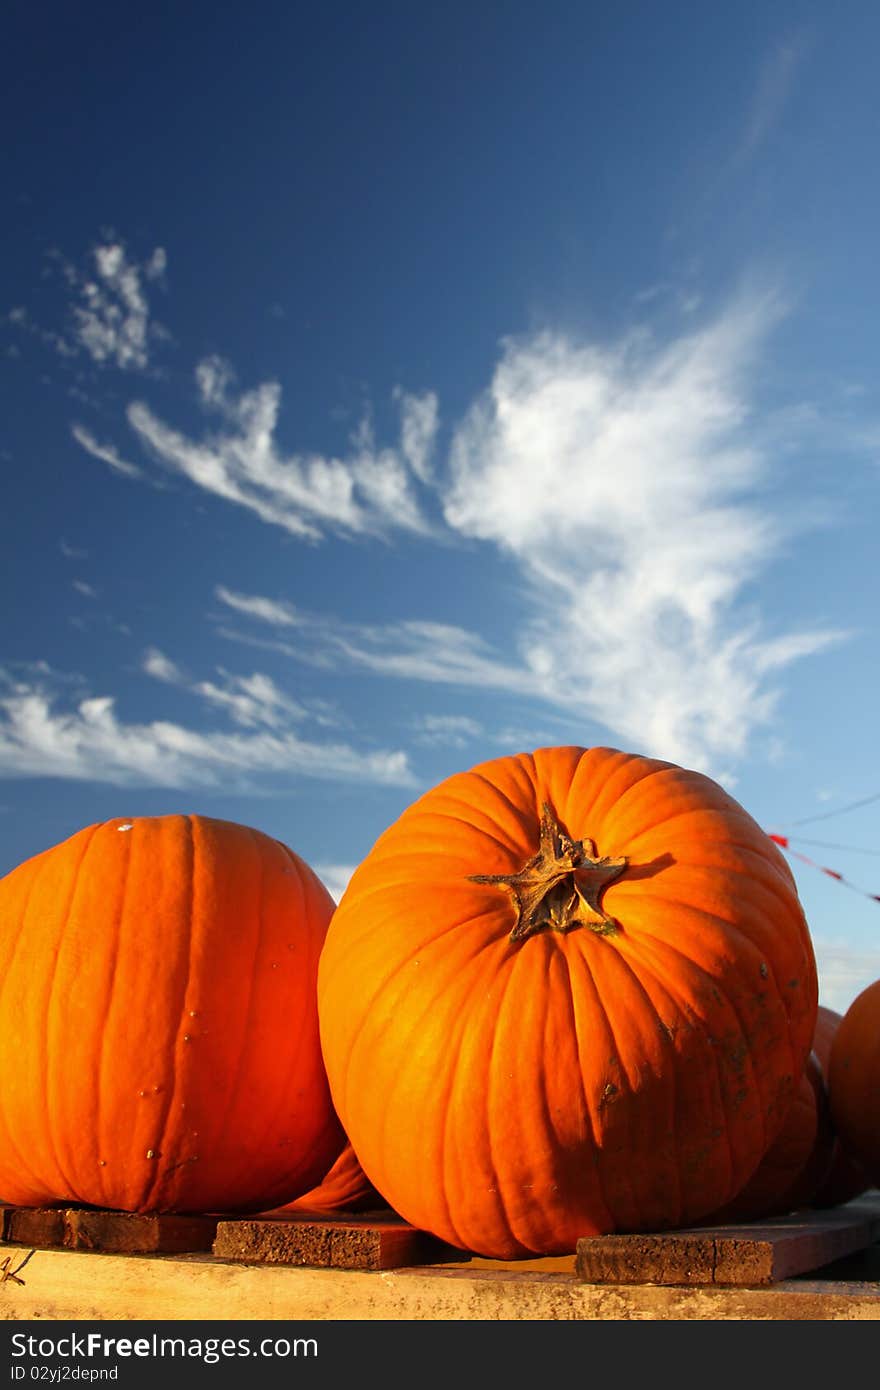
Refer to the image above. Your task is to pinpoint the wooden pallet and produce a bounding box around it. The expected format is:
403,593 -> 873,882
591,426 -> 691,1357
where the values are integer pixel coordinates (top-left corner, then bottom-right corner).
4,1195 -> 879,1283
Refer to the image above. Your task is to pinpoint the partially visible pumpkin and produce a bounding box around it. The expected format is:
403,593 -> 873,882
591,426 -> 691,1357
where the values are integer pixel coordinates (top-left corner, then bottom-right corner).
0,814 -> 345,1213
264,1141 -> 385,1216
318,745 -> 818,1258
810,1004 -> 872,1208
828,979 -> 880,1187
707,1052 -> 834,1222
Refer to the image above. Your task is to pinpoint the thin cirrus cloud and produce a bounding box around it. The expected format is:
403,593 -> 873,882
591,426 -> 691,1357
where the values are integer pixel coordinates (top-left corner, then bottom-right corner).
735,30 -> 812,168
442,292 -> 846,772
71,423 -> 143,479
60,264 -> 852,776
142,645 -> 309,729
0,663 -> 415,791
125,355 -> 440,543
213,586 -> 302,629
212,587 -> 542,694
207,290 -> 848,774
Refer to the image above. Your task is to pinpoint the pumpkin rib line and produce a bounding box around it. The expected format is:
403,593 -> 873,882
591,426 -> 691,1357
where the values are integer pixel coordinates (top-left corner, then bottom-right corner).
588,948 -> 649,1231
435,937 -> 516,1252
617,925 -> 779,1178
93,823 -> 135,1209
532,942 -> 574,1251
43,823 -> 104,1204
596,939 -> 687,1226
619,888 -> 809,986
559,948 -> 615,1234
380,802 -> 529,862
139,814 -> 197,1211
484,935 -> 530,1256
566,750 -> 674,831
0,851 -> 64,1202
444,771 -> 538,849
218,840 -> 331,1206
620,814 -> 796,878
608,933 -> 740,1218
361,918 -> 510,1248
623,840 -> 804,909
468,765 -> 537,822
189,824 -> 268,1204
331,903 -> 505,1125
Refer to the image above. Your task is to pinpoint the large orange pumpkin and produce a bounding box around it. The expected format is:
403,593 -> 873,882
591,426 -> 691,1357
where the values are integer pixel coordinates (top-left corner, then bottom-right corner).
318,745 -> 818,1258
827,979 -> 880,1187
0,814 -> 344,1213
810,1004 -> 871,1208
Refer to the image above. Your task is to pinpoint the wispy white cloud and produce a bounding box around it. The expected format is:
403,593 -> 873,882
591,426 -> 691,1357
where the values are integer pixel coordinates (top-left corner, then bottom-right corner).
441,295 -> 846,772
72,423 -> 143,478
69,240 -> 167,371
193,669 -> 307,730
736,31 -> 812,166
60,539 -> 89,560
411,713 -> 484,747
214,586 -> 302,628
393,385 -> 439,482
126,357 -> 439,542
142,647 -> 183,683
0,665 -> 415,791
71,580 -> 98,599
10,241 -> 167,370
142,647 -> 337,731
213,588 -> 539,693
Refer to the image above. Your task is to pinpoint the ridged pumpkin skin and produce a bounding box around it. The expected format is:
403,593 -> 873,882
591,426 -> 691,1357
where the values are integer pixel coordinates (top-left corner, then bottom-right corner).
708,1052 -> 834,1222
828,979 -> 880,1186
0,814 -> 345,1213
318,745 -> 818,1258
266,1141 -> 385,1216
810,1005 -> 871,1207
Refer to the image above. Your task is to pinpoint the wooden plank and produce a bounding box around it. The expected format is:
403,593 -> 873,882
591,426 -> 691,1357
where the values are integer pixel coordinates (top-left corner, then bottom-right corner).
576,1197 -> 880,1287
63,1209 -> 218,1253
3,1207 -> 66,1248
0,1206 -> 218,1254
212,1212 -> 458,1271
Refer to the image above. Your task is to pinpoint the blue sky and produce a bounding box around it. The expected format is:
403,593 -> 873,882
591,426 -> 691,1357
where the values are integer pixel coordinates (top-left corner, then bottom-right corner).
3,1 -> 879,1014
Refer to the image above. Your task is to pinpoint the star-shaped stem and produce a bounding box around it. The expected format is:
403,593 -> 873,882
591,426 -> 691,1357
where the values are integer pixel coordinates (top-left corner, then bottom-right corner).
469,803 -> 628,942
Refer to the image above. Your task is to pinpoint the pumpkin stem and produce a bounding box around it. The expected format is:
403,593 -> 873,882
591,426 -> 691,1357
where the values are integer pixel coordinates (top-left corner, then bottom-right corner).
469,803 -> 627,942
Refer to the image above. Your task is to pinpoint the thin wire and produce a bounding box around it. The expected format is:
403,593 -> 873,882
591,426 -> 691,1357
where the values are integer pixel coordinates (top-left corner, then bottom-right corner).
788,791 -> 880,828
785,836 -> 880,858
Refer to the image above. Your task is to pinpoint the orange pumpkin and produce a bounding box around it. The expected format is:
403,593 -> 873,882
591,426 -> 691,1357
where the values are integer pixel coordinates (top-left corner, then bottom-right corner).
0,814 -> 344,1213
827,979 -> 880,1187
707,1052 -> 834,1222
317,745 -> 818,1258
810,1004 -> 871,1207
265,1141 -> 385,1216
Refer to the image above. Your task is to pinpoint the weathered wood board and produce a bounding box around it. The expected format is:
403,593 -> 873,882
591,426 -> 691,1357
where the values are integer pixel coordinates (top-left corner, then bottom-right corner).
575,1195 -> 880,1286
212,1210 -> 460,1271
0,1205 -> 218,1254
